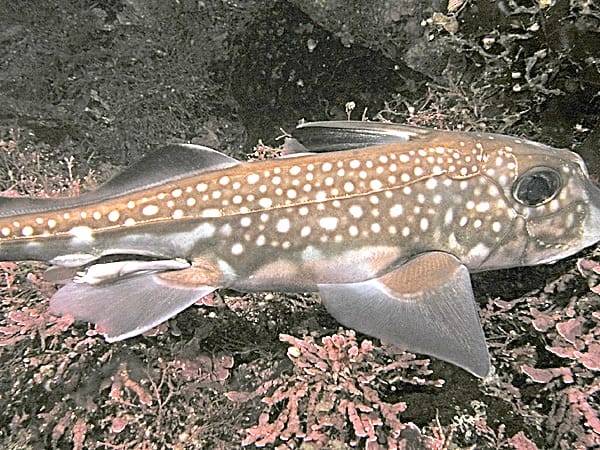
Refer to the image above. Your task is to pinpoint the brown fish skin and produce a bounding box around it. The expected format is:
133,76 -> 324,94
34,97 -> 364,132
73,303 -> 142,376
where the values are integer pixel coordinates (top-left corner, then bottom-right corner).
0,121 -> 598,377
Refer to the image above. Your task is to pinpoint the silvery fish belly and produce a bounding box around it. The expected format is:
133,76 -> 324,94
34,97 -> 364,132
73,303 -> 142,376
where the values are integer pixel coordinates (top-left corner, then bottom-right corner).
1,121 -> 599,377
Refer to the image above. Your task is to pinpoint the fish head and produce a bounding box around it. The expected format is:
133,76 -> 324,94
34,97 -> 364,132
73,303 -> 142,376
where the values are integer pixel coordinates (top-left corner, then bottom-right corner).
482,136 -> 600,268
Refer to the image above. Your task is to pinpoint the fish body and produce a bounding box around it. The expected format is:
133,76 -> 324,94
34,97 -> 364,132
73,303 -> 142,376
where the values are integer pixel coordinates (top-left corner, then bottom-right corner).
1,121 -> 599,377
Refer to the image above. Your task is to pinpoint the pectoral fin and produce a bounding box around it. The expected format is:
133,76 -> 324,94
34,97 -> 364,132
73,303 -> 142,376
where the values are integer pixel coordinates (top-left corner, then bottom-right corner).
289,120 -> 431,152
318,251 -> 490,377
50,262 -> 217,341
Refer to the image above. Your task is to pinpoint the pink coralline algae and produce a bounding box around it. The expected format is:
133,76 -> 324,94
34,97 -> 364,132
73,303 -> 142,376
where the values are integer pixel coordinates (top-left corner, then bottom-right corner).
517,258 -> 600,449
227,329 -> 444,448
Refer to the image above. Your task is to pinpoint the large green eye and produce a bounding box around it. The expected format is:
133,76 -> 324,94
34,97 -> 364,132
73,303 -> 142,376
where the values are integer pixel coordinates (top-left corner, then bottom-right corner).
513,168 -> 562,206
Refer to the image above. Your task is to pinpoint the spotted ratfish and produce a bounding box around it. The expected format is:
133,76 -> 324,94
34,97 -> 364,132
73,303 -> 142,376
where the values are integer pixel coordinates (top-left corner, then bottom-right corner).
0,121 -> 599,377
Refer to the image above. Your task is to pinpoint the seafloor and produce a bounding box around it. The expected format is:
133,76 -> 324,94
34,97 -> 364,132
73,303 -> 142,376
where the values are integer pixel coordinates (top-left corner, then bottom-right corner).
0,1 -> 598,448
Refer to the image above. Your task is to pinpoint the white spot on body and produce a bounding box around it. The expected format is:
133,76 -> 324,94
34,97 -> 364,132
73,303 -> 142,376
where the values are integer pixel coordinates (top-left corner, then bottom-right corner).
301,226 -> 311,237
315,191 -> 327,201
69,226 -> 94,241
349,205 -> 363,218
108,210 -> 120,222
231,243 -> 244,255
124,218 -> 136,226
172,209 -> 184,219
370,179 -> 383,190
259,197 -> 273,208
319,217 -> 338,231
475,202 -> 490,213
389,204 -> 403,218
142,205 -> 159,216
247,173 -> 260,184
201,208 -> 221,218
444,208 -> 454,225
276,218 -> 291,233
21,226 -> 34,237
425,178 -> 438,190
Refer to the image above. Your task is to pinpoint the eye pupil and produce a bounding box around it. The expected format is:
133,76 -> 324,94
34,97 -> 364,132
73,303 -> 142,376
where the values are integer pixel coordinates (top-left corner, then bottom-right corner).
513,169 -> 561,206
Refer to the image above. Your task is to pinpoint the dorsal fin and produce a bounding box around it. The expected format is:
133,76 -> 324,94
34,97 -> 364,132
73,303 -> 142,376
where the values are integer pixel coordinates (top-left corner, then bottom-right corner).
90,144 -> 238,199
0,144 -> 238,217
287,120 -> 431,152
